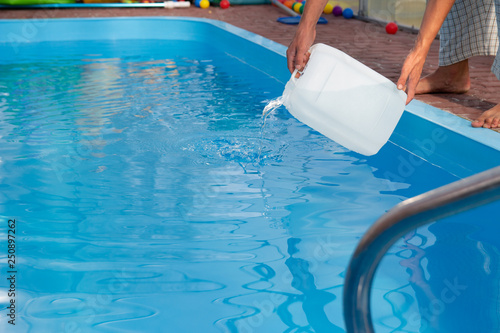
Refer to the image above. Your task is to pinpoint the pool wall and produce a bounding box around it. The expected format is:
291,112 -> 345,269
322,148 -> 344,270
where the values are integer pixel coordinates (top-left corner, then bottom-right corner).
1,16 -> 499,178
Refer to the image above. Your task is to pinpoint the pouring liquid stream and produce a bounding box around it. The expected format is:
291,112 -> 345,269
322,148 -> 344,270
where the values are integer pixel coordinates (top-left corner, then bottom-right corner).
257,96 -> 284,163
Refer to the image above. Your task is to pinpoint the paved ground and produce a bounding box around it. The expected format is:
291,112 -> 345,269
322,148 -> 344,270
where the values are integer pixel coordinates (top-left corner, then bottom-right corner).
2,4 -> 500,126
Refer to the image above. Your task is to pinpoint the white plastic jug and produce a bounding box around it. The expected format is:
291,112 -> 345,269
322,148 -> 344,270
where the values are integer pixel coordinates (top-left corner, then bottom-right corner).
282,43 -> 407,156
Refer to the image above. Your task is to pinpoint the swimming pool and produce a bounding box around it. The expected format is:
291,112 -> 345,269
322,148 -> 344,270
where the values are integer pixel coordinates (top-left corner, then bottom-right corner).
1,17 -> 500,332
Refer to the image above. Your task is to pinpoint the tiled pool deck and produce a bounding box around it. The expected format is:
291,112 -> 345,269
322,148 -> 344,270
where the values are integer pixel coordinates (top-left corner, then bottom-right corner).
1,4 -> 500,130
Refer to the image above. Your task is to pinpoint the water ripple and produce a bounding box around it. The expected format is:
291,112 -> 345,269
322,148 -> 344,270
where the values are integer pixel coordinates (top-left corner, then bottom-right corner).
0,39 -> 467,333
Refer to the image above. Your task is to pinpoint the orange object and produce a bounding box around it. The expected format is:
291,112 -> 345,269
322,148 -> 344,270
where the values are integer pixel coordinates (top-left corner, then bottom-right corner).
283,0 -> 294,8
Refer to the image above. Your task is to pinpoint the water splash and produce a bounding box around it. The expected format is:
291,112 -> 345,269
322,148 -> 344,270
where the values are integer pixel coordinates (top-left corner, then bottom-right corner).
262,96 -> 283,117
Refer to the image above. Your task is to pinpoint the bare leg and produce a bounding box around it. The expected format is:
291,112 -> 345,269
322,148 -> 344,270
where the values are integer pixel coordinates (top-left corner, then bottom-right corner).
472,104 -> 500,128
416,59 -> 471,95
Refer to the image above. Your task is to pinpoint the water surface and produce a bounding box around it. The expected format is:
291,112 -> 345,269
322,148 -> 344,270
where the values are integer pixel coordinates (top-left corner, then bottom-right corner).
0,39 -> 497,333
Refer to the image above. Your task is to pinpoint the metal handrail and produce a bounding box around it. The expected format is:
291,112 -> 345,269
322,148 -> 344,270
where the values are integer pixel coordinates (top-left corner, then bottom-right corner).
343,165 -> 500,333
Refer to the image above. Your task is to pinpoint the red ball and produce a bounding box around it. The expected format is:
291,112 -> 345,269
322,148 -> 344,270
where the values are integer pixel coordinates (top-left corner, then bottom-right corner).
385,22 -> 398,34
220,0 -> 230,8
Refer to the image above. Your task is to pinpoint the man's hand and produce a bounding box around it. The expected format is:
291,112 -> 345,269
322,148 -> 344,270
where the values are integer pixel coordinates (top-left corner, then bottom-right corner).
397,0 -> 456,105
397,46 -> 429,105
287,27 -> 315,75
286,0 -> 328,74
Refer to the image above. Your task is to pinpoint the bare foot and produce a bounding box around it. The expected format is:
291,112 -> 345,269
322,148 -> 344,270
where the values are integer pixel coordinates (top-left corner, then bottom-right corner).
416,60 -> 471,95
472,103 -> 500,128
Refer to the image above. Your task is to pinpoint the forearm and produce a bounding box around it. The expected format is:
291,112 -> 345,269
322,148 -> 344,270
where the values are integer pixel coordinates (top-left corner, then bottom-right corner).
297,0 -> 329,31
397,0 -> 456,104
415,0 -> 456,52
287,0 -> 328,72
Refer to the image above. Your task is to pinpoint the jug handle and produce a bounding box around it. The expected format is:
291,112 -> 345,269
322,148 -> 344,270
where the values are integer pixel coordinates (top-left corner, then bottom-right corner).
291,69 -> 302,83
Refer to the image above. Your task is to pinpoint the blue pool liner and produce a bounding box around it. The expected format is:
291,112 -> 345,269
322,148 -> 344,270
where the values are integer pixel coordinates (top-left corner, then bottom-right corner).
0,17 -> 499,178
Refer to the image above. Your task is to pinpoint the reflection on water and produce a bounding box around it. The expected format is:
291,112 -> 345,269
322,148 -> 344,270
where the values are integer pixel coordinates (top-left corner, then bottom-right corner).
283,238 -> 343,333
372,202 -> 500,333
0,39 -> 493,332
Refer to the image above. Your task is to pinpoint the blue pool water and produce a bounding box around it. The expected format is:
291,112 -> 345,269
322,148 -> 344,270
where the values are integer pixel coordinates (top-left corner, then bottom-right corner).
1,18 -> 500,333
